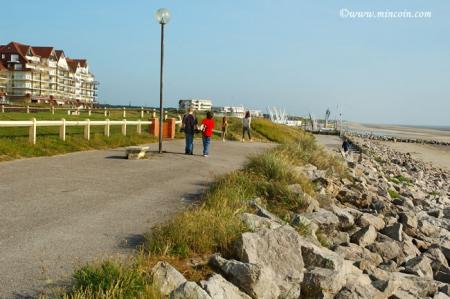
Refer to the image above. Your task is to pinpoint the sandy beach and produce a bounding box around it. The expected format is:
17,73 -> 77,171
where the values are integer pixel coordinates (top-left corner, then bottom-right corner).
379,141 -> 450,173
347,122 -> 450,143
345,123 -> 450,172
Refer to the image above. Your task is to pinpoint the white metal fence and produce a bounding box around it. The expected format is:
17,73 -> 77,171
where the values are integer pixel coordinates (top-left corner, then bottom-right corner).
0,118 -> 153,144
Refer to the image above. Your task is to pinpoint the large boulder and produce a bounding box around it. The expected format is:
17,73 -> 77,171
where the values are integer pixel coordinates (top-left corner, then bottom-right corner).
209,255 -> 278,299
335,277 -> 385,299
151,261 -> 187,296
333,243 -> 383,267
367,240 -> 404,263
200,274 -> 252,299
234,225 -> 305,298
357,213 -> 385,231
399,211 -> 418,234
350,225 -> 377,247
380,223 -> 403,242
403,256 -> 434,279
240,213 -> 281,231
387,272 -> 440,298
169,281 -> 211,299
304,208 -> 340,230
301,267 -> 345,299
328,205 -> 355,229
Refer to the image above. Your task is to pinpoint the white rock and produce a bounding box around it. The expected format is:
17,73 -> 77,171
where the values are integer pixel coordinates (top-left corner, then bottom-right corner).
200,274 -> 252,299
151,261 -> 187,296
170,281 -> 211,299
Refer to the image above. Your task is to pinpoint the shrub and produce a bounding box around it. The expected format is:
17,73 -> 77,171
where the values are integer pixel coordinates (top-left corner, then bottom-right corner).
72,261 -> 147,299
246,151 -> 295,183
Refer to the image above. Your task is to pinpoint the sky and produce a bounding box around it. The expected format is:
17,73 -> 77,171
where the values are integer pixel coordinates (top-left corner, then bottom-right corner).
1,0 -> 449,126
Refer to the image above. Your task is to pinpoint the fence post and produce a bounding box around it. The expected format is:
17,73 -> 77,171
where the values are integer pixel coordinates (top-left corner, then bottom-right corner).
88,108 -> 92,116
152,109 -> 156,118
59,118 -> 66,141
104,119 -> 110,137
164,111 -> 168,120
122,119 -> 127,136
51,106 -> 55,115
84,119 -> 90,140
29,118 -> 37,144
122,107 -> 126,118
26,105 -> 30,114
140,107 -> 144,119
137,119 -> 142,134
1,105 -> 4,113
104,108 -> 107,117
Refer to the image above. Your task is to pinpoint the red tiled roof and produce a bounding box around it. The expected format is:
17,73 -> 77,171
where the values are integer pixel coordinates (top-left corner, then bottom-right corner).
73,59 -> 87,67
55,50 -> 65,60
65,58 -> 79,72
0,41 -> 35,61
32,46 -> 55,58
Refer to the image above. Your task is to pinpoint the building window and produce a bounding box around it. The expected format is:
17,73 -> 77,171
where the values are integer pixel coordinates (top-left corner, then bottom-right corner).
14,64 -> 22,70
1,54 -> 4,59
11,54 -> 19,62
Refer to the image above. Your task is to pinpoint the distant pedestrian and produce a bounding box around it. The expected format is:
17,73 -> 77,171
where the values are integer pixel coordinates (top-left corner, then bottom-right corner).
242,111 -> 252,142
342,139 -> 350,156
201,111 -> 215,157
182,107 -> 198,155
221,116 -> 228,142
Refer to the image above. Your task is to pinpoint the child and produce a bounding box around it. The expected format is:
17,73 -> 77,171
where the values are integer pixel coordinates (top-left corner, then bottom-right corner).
201,111 -> 215,157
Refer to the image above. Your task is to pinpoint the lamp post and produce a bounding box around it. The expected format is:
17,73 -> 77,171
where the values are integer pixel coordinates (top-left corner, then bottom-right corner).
155,8 -> 171,153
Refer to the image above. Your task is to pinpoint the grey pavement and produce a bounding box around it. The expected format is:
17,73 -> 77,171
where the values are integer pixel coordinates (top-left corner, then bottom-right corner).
0,139 -> 272,298
314,134 -> 342,153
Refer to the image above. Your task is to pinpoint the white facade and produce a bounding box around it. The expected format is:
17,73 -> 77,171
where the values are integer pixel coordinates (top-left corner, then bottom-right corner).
179,99 -> 212,111
0,42 -> 98,106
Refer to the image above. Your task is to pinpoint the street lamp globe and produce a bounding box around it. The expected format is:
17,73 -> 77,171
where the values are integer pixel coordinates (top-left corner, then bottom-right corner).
155,8 -> 171,24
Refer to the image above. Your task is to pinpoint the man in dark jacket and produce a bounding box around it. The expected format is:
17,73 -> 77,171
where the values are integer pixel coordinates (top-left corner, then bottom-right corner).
342,139 -> 350,156
182,107 -> 198,155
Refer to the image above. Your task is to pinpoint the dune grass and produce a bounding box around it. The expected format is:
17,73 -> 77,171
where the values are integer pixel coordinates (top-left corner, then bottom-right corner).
40,120 -> 346,298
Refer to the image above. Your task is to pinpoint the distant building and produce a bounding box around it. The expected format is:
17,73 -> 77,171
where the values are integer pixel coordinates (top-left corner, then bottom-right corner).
179,99 -> 212,111
0,61 -> 7,103
249,110 -> 263,117
215,106 -> 262,118
220,106 -> 245,118
0,41 -> 98,106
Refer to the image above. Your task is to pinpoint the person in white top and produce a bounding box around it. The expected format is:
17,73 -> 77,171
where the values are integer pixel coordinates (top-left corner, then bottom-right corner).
242,111 -> 252,142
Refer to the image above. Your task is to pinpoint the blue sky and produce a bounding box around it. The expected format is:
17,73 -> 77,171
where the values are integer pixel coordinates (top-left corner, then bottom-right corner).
1,0 -> 449,125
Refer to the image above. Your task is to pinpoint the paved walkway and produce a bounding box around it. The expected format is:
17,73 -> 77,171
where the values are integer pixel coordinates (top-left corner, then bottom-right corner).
314,134 -> 342,153
0,140 -> 272,298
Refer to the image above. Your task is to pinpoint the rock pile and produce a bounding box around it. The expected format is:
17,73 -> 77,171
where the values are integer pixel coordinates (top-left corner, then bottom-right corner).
151,138 -> 450,298
345,132 -> 450,146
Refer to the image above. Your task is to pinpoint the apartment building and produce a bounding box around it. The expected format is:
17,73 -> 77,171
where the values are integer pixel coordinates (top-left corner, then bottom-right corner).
0,41 -> 98,106
179,99 -> 212,111
0,61 -> 7,102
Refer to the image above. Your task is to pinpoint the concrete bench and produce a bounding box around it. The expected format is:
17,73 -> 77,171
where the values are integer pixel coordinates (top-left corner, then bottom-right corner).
126,146 -> 149,160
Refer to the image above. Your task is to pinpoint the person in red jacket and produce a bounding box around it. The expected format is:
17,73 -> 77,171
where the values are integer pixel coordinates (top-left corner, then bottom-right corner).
201,111 -> 215,157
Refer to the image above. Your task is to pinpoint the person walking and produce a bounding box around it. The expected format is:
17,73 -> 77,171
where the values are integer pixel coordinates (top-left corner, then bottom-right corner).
221,116 -> 228,142
181,107 -> 197,155
342,139 -> 350,157
242,111 -> 252,142
201,111 -> 215,157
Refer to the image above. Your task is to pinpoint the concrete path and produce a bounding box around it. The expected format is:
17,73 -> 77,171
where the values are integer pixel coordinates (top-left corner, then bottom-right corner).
0,140 -> 272,298
314,134 -> 342,153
